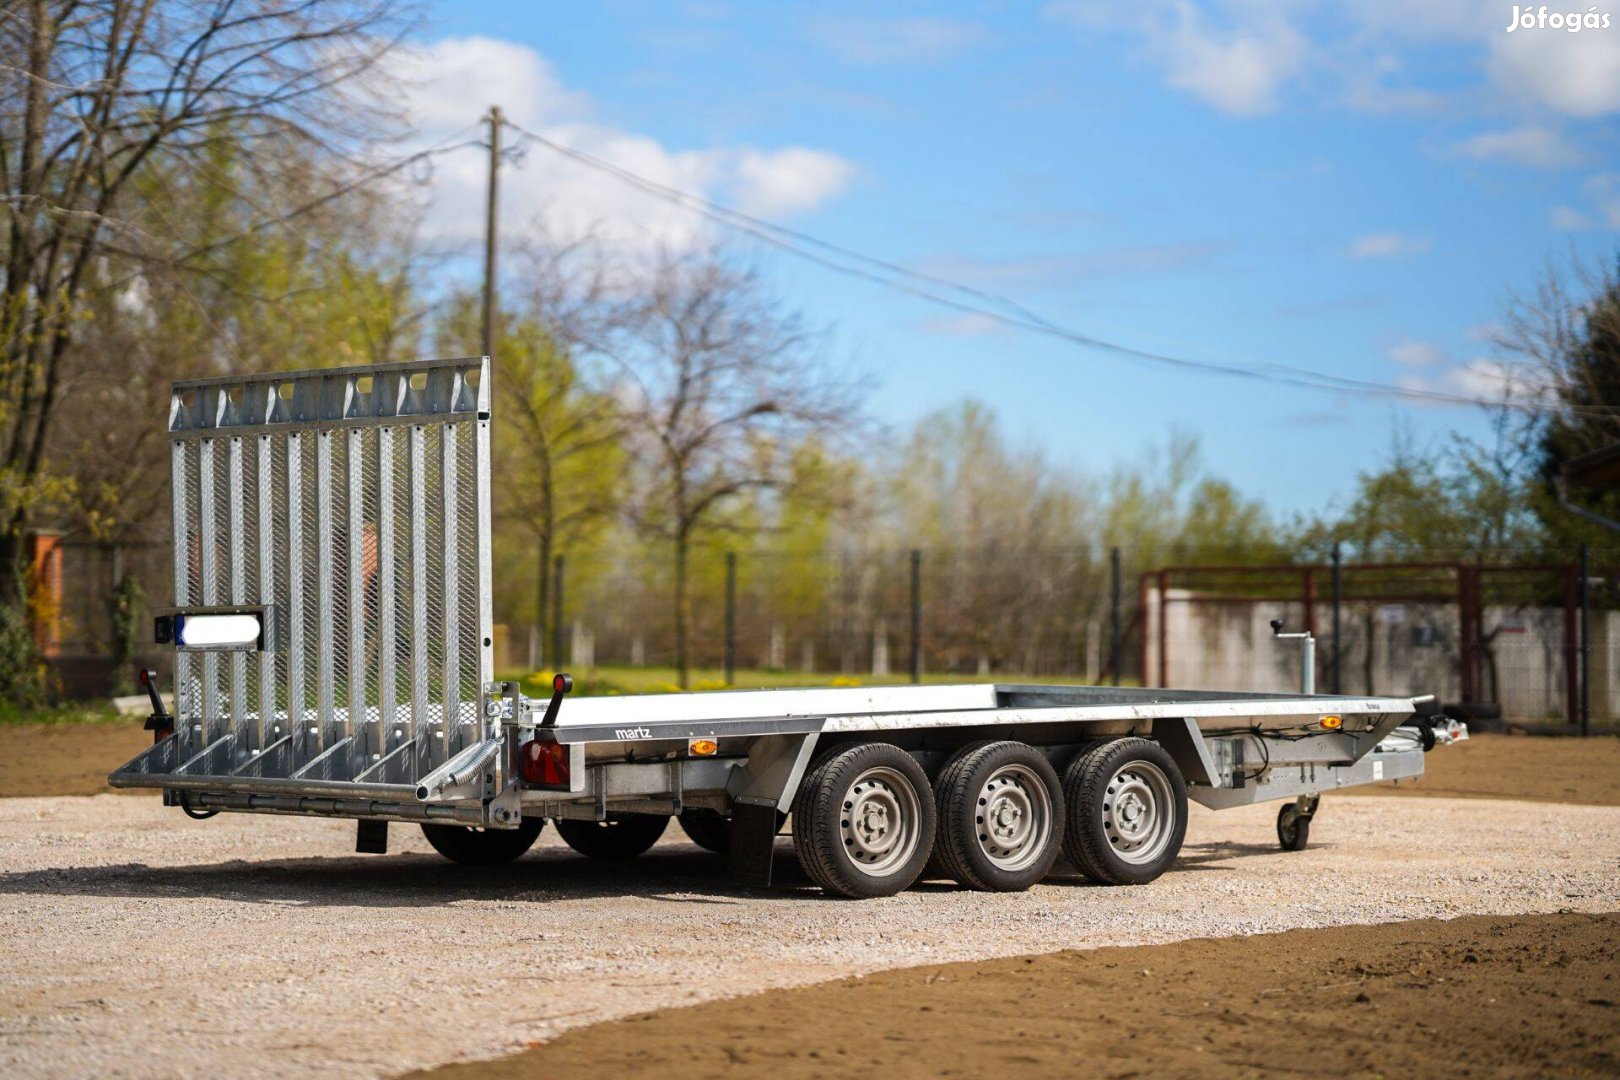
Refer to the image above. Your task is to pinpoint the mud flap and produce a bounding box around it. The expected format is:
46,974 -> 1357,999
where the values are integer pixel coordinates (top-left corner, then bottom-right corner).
727,798 -> 779,888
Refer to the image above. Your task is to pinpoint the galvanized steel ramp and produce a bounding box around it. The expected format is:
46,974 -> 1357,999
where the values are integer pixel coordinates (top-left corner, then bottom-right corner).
111,358 -> 498,822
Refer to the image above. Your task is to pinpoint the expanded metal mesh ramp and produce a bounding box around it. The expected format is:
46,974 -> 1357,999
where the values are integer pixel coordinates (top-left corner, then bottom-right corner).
111,358 -> 497,816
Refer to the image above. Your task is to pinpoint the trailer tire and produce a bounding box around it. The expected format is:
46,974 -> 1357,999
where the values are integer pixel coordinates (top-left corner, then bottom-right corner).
793,742 -> 935,899
677,808 -> 730,854
421,817 -> 545,865
1061,738 -> 1186,886
556,813 -> 669,859
1277,802 -> 1310,851
934,741 -> 1064,892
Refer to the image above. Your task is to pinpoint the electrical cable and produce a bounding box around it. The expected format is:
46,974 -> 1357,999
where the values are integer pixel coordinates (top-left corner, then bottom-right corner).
500,119 -> 1613,420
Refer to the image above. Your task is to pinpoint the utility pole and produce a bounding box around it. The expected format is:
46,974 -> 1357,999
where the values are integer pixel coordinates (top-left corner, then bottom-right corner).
481,105 -> 503,359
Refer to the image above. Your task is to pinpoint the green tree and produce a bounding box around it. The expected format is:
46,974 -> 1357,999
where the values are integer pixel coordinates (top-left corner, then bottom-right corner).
438,295 -> 624,668
884,401 -> 1092,672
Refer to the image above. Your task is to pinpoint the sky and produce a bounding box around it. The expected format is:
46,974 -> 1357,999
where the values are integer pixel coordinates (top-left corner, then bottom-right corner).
394,0 -> 1620,516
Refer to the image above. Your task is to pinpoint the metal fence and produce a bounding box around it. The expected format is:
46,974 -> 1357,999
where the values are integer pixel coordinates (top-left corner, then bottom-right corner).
39,532 -> 1620,729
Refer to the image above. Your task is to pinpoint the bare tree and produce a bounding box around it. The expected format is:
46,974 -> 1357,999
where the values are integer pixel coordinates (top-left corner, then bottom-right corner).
0,0 -> 408,607
590,250 -> 857,687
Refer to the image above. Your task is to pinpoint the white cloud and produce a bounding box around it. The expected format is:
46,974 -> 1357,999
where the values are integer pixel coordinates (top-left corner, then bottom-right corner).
1551,205 -> 1594,229
1381,333 -> 1549,406
1549,173 -> 1620,230
1348,232 -> 1432,259
1045,1 -> 1620,124
918,313 -> 1011,338
732,148 -> 858,217
806,16 -> 988,66
1449,125 -> 1583,167
383,36 -> 592,132
1044,1 -> 1304,116
1160,7 -> 1306,116
383,37 -> 855,255
1488,23 -> 1620,116
1582,172 -> 1620,226
1387,340 -> 1447,367
1395,358 -> 1549,405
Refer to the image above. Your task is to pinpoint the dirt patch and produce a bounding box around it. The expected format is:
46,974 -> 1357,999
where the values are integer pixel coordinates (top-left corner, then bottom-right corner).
4,795 -> 1617,1079
0,722 -> 151,797
1345,732 -> 1620,807
410,911 -> 1620,1080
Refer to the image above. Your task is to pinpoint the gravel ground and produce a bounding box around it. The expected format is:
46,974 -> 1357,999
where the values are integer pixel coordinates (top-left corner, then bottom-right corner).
2,794 -> 1617,1079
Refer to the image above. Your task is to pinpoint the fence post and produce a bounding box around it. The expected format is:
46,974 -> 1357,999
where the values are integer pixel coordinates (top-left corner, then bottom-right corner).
1580,543 -> 1590,737
1157,569 -> 1170,688
1137,571 -> 1150,689
1562,564 -> 1579,726
1330,541 -> 1342,695
909,549 -> 922,684
551,554 -> 565,672
725,551 -> 737,686
1109,546 -> 1121,687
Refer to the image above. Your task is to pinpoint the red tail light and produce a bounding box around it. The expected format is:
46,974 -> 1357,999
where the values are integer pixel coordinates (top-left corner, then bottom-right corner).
520,739 -> 569,786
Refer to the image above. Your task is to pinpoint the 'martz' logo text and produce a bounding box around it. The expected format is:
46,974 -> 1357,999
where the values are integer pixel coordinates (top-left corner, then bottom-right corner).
1506,5 -> 1611,30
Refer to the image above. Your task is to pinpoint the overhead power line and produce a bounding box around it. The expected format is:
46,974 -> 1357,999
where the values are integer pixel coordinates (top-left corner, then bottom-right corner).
499,119 -> 1602,419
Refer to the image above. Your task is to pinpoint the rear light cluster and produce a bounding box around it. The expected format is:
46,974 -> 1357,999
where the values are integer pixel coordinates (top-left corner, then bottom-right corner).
520,739 -> 569,787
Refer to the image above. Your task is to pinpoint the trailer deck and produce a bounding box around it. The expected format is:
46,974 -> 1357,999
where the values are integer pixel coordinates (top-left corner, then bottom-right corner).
111,357 -> 1455,898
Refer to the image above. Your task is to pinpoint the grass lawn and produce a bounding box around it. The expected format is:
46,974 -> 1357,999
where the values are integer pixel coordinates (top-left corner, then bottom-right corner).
0,700 -> 124,727
0,666 -> 1122,726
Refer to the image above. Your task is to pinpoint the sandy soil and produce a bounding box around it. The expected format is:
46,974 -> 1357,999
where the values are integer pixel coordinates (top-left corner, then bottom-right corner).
6,723 -> 1618,806
0,722 -> 150,797
1347,731 -> 1620,806
413,911 -> 1620,1080
1,793 -> 1617,1079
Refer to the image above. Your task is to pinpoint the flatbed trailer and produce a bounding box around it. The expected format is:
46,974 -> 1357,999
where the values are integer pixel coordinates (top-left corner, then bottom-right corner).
111,357 -> 1455,898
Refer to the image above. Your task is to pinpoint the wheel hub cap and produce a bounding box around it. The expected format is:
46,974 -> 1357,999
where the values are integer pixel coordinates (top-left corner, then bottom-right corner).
839,767 -> 921,877
974,764 -> 1052,872
1102,761 -> 1175,866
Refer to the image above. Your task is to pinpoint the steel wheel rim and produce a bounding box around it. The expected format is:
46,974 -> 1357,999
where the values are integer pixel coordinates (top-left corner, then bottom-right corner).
974,763 -> 1051,872
1102,760 -> 1175,865
839,766 -> 921,877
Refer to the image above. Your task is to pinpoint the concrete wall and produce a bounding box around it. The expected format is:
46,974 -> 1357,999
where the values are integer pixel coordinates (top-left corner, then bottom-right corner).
1144,588 -> 1617,723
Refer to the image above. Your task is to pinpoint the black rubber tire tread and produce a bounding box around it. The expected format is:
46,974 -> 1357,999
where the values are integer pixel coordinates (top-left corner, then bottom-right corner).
420,817 -> 545,865
933,740 -> 1065,892
1061,737 -> 1188,886
677,808 -> 730,854
792,742 -> 936,899
1277,803 -> 1311,851
555,813 -> 669,859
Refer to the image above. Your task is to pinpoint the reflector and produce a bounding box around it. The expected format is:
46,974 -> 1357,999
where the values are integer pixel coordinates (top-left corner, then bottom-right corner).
520,739 -> 570,786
